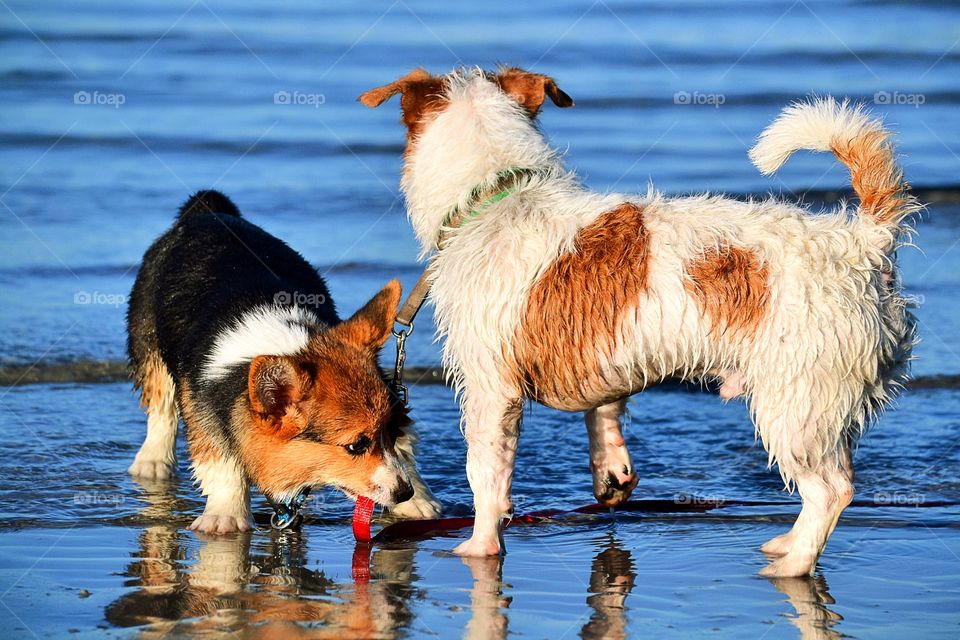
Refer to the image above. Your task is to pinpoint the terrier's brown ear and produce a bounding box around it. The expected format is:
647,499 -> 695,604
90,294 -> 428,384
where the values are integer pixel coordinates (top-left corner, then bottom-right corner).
358,68 -> 433,107
494,68 -> 574,116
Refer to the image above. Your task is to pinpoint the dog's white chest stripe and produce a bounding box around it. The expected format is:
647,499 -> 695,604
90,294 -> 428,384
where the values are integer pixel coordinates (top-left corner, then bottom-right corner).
202,305 -> 319,381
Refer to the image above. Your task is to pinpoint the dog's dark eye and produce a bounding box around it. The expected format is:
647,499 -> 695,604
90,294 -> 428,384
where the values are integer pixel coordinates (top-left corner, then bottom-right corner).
345,435 -> 372,456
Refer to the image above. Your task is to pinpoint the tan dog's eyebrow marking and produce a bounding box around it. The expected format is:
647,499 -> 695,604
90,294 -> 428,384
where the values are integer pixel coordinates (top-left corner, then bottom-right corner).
511,203 -> 651,410
684,246 -> 768,336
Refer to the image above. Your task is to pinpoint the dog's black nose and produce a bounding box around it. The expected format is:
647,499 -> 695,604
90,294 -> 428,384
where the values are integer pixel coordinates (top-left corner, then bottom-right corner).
392,479 -> 414,504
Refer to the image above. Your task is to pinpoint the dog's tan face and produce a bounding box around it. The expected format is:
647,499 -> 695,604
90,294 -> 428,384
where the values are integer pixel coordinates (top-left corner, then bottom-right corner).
358,66 -> 574,144
239,281 -> 414,506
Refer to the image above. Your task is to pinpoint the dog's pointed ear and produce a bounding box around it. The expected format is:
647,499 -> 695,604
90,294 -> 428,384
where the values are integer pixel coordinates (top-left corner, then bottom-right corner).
358,68 -> 432,107
332,280 -> 402,353
494,68 -> 574,116
248,355 -> 310,439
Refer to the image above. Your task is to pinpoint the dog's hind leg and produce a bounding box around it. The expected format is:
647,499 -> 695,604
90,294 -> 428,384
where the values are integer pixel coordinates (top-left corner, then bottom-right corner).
585,399 -> 638,506
453,394 -> 524,557
389,425 -> 442,519
128,352 -> 178,480
760,444 -> 854,577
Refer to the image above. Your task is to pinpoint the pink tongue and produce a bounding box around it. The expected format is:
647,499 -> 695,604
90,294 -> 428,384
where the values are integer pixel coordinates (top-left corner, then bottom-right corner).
353,496 -> 375,542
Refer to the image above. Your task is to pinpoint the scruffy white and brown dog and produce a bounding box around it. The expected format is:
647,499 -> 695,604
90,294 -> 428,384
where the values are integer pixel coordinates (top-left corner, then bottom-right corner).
360,67 -> 918,576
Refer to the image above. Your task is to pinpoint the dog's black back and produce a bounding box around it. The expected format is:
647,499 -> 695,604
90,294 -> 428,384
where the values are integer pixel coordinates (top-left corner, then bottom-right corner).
127,190 -> 337,390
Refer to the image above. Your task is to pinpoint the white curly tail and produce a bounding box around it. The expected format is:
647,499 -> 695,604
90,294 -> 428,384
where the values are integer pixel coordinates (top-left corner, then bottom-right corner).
749,97 -> 919,246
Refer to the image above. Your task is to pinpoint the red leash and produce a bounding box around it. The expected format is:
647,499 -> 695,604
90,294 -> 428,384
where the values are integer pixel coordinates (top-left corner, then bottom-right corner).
347,496 -> 948,584
352,497 -> 752,545
352,496 -> 376,542
355,496 -> 950,544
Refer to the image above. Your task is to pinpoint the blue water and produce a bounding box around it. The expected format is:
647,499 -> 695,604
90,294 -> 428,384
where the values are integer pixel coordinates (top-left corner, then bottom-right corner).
1,0 -> 959,637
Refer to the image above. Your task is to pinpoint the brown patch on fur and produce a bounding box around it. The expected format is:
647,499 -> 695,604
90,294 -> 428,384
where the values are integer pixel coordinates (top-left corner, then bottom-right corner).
512,203 -> 651,411
684,246 -> 769,336
135,351 -> 173,412
358,69 -> 447,143
178,378 -> 221,467
831,130 -> 912,226
491,67 -> 575,116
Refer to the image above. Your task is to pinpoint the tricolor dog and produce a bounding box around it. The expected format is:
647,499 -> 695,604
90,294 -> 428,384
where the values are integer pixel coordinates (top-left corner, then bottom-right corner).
126,190 -> 440,533
359,67 -> 918,576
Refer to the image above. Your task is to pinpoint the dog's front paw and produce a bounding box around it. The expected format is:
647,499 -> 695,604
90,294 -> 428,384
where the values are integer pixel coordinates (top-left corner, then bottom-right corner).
189,514 -> 252,535
759,553 -> 816,578
453,536 -> 503,557
128,457 -> 175,480
389,494 -> 442,520
760,531 -> 796,557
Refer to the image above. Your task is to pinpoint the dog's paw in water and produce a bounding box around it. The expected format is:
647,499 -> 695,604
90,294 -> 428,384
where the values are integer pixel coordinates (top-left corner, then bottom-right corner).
189,514 -> 252,535
453,536 -> 503,557
759,553 -> 817,578
760,531 -> 796,557
127,457 -> 175,480
389,494 -> 442,520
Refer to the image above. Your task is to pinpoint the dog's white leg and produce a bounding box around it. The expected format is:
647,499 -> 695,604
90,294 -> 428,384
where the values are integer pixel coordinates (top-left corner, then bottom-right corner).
760,448 -> 854,577
389,425 -> 442,519
453,395 -> 523,557
128,356 -> 178,480
584,399 -> 638,505
189,455 -> 252,534
760,445 -> 853,558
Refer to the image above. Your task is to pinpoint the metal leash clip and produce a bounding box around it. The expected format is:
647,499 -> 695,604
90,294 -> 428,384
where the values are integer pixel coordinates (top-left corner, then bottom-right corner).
391,321 -> 413,405
270,487 -> 312,531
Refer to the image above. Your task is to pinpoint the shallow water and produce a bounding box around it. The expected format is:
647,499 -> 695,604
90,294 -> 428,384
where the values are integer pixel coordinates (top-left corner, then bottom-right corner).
1,383 -> 959,638
2,0 -> 960,637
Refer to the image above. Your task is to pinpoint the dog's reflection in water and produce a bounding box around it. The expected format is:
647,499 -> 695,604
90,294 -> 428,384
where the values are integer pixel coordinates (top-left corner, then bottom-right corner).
459,533 -> 843,640
110,482 -> 841,638
459,533 -> 637,640
768,575 -> 842,640
581,536 -> 637,640
462,556 -> 510,640
106,480 -> 419,638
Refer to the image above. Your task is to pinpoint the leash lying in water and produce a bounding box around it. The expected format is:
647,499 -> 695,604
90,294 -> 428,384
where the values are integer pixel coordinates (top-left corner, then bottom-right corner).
354,496 -> 955,545
368,498 -> 736,543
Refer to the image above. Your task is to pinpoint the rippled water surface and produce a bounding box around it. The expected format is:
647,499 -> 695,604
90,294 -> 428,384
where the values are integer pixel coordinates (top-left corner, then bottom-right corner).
2,0 -> 960,637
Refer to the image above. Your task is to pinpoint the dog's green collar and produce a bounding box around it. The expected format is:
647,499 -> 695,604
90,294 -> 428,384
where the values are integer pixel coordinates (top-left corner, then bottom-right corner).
442,167 -> 531,230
